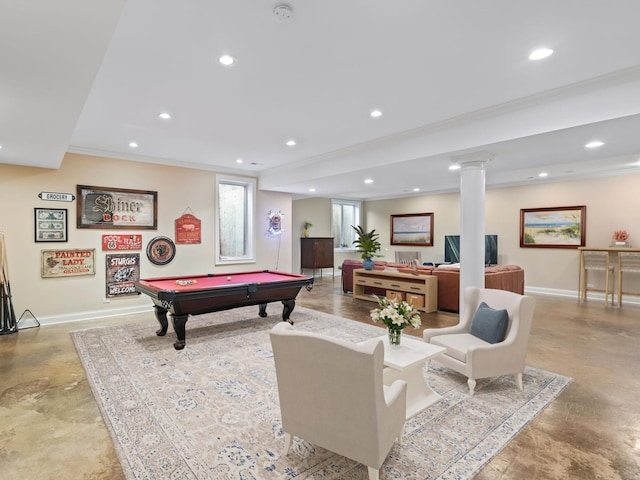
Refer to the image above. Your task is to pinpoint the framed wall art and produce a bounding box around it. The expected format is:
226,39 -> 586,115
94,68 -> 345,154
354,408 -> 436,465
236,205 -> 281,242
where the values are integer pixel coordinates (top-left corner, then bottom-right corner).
390,213 -> 434,246
34,208 -> 68,242
76,185 -> 157,230
520,206 -> 586,248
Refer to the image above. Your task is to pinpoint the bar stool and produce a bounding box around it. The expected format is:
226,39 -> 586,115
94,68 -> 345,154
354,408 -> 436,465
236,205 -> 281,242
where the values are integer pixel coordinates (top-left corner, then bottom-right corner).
579,250 -> 615,304
617,252 -> 640,307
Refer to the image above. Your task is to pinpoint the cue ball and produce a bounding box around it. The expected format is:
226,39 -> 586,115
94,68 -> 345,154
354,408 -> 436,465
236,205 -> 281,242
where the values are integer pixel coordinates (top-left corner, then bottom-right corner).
227,276 -> 232,281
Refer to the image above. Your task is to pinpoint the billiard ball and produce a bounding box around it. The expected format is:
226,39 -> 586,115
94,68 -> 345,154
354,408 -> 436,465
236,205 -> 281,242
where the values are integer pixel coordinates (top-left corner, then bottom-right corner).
227,276 -> 232,281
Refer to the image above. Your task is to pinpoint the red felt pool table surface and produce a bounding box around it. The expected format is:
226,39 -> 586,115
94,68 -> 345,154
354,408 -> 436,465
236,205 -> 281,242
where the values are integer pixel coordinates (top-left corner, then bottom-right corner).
140,271 -> 304,292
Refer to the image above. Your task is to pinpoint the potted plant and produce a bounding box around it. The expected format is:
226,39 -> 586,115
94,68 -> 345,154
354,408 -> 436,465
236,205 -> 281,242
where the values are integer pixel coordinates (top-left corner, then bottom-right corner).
370,296 -> 422,346
352,225 -> 382,270
302,221 -> 313,237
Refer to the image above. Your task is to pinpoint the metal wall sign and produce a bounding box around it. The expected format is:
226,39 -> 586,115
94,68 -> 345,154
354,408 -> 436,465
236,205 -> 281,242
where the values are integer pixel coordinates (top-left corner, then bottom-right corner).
106,253 -> 140,297
175,213 -> 201,244
41,249 -> 96,278
38,192 -> 76,202
102,234 -> 143,251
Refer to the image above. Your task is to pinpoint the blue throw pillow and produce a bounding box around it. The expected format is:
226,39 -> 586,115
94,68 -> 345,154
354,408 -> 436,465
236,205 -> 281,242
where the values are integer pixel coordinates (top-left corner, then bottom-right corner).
469,302 -> 509,344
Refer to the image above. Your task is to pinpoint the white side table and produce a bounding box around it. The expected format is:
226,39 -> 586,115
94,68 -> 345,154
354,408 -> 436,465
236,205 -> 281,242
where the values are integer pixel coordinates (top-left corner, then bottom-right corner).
378,335 -> 446,419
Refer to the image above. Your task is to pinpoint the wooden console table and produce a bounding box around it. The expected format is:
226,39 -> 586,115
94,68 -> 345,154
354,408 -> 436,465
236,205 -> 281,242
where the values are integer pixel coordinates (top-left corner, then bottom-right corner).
353,268 -> 437,312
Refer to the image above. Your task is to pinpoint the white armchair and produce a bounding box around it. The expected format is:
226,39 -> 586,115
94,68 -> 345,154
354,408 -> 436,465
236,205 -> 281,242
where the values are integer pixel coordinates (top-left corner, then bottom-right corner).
423,286 -> 536,395
269,322 -> 406,480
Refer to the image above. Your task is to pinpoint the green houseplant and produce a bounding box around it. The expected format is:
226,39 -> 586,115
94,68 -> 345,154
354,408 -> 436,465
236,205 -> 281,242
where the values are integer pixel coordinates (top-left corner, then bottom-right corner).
352,225 -> 382,270
302,221 -> 313,237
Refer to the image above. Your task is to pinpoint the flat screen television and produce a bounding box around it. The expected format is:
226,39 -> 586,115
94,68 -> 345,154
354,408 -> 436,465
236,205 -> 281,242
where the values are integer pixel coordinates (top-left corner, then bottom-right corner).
444,235 -> 498,266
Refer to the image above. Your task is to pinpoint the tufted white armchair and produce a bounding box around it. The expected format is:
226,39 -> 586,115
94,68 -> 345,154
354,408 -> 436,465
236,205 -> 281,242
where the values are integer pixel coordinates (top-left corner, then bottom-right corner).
423,286 -> 536,395
270,322 -> 406,480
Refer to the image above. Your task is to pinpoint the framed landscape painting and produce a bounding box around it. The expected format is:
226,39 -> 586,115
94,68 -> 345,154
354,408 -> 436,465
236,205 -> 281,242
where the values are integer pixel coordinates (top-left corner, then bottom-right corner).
390,213 -> 434,246
520,206 -> 586,248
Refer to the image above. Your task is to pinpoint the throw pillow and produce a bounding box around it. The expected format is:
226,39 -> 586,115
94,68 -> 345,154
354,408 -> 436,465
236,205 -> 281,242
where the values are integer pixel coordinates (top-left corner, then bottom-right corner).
469,302 -> 509,344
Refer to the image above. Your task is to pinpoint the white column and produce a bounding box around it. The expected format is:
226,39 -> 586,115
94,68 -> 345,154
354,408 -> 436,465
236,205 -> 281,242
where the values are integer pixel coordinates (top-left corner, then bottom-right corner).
453,152 -> 492,317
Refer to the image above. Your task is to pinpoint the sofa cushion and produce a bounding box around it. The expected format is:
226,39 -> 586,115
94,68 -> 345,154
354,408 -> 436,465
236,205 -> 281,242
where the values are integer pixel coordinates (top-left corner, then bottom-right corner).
430,333 -> 488,362
470,302 -> 509,344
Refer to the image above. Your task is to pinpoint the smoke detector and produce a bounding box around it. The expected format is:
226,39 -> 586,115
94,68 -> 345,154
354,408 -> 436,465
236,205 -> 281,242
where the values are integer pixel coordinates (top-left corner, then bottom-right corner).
273,4 -> 293,22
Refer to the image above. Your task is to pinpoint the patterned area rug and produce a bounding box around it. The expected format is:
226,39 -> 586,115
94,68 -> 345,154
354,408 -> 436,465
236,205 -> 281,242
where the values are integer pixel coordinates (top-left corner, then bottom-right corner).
71,306 -> 573,480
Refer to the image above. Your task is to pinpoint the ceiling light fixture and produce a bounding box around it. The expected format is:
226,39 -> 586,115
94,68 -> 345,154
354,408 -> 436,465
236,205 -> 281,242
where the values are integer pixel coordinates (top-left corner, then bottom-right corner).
585,140 -> 604,148
448,164 -> 461,171
529,48 -> 553,60
218,54 -> 236,66
413,188 -> 420,192
309,188 -> 316,192
364,178 -> 374,184
538,172 -> 548,178
286,139 -> 296,147
370,109 -> 382,118
159,112 -> 171,120
236,158 -> 243,164
129,142 -> 138,148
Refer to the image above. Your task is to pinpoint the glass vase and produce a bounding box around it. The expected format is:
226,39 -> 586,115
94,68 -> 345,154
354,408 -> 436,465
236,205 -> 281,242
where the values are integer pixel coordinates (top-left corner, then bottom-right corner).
388,328 -> 402,347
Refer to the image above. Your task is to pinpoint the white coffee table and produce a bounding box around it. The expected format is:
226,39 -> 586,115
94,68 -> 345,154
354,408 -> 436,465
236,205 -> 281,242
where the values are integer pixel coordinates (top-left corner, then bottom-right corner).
378,335 -> 446,419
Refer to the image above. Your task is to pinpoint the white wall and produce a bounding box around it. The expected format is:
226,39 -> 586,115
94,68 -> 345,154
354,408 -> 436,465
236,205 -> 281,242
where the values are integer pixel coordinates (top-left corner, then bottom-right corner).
0,153 -> 292,324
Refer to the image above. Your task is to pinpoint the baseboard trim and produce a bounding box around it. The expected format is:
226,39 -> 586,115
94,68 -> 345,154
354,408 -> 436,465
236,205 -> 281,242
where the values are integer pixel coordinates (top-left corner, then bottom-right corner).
524,286 -> 640,305
31,305 -> 154,327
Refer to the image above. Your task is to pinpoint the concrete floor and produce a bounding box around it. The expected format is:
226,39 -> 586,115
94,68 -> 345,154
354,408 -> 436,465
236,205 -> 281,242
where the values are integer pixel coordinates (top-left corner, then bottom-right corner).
1,277 -> 639,479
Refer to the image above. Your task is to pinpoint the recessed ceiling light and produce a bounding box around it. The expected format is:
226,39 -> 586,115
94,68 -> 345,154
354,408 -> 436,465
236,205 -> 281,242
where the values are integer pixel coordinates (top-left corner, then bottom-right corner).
129,142 -> 138,148
585,140 -> 604,148
286,140 -> 296,147
309,188 -> 316,192
159,112 -> 171,120
370,109 -> 383,118
236,158 -> 243,164
413,188 -> 420,192
0,145 -> 3,149
218,54 -> 236,66
538,172 -> 548,177
364,178 -> 374,184
448,164 -> 461,171
529,48 -> 553,60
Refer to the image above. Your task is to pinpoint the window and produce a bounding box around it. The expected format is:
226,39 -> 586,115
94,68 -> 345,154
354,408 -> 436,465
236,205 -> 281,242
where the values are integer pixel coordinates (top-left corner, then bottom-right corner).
332,199 -> 361,249
215,175 -> 256,264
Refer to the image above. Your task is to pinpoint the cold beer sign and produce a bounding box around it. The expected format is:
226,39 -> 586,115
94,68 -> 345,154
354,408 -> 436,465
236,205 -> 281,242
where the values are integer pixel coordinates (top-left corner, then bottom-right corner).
102,234 -> 143,251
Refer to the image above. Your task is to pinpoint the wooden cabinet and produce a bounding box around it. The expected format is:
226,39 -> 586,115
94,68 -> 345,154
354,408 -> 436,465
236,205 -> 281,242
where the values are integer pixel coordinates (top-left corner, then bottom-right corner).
300,237 -> 334,277
353,268 -> 438,312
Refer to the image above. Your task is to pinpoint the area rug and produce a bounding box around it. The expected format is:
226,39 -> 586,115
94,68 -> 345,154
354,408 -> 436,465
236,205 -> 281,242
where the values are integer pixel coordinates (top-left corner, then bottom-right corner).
71,306 -> 573,480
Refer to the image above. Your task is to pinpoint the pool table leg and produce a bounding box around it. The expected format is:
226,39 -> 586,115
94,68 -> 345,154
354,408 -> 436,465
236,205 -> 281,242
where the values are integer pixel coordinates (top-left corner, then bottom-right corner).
282,299 -> 295,324
258,303 -> 268,318
171,314 -> 188,350
153,306 -> 169,336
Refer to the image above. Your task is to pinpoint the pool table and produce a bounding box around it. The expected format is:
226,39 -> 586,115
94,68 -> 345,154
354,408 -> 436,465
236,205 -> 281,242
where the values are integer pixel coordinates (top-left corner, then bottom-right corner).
134,270 -> 314,349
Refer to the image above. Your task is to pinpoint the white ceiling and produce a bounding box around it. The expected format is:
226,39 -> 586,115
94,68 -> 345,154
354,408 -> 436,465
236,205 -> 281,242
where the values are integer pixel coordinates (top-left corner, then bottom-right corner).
3,0 -> 640,200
